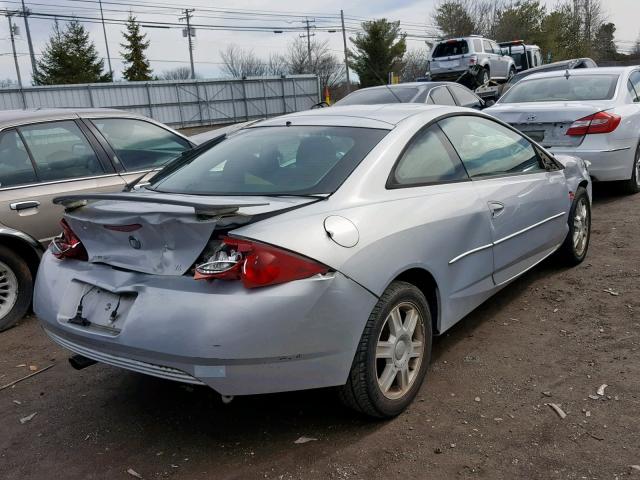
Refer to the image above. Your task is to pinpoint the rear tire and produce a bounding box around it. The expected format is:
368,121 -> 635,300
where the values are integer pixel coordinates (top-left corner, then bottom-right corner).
479,67 -> 490,85
622,144 -> 640,194
507,66 -> 516,80
0,245 -> 32,332
557,187 -> 590,266
339,281 -> 432,418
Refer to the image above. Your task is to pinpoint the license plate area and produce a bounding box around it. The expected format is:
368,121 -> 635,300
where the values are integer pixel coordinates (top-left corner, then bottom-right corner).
439,60 -> 459,69
61,281 -> 137,335
522,130 -> 545,142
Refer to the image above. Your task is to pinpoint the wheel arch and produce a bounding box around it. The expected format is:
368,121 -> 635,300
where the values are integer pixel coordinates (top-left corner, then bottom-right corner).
390,267 -> 441,335
0,229 -> 44,278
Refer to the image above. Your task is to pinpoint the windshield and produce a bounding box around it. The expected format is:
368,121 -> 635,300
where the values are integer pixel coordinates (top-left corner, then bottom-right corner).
335,87 -> 419,105
149,126 -> 388,195
500,74 -> 619,103
432,40 -> 469,57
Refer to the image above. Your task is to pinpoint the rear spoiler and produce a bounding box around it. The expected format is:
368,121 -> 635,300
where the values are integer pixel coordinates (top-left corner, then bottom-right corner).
53,192 -> 268,216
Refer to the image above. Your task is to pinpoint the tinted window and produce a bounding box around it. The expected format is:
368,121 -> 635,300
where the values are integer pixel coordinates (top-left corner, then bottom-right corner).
629,72 -> 640,103
0,129 -> 37,188
499,74 -> 619,103
432,40 -> 469,57
92,118 -> 191,171
439,116 -> 543,177
18,121 -> 103,182
449,86 -> 481,108
335,87 -> 419,106
428,87 -> 456,105
150,126 -> 388,195
391,126 -> 466,186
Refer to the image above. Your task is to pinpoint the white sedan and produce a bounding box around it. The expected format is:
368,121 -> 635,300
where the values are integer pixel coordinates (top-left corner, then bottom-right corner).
487,67 -> 640,193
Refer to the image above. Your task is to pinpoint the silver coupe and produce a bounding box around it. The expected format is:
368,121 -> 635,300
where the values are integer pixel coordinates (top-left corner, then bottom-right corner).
34,104 -> 592,418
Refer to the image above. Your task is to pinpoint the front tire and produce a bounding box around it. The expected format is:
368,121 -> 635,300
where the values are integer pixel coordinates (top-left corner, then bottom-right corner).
339,281 -> 432,418
557,187 -> 591,266
623,144 -> 640,194
0,245 -> 32,332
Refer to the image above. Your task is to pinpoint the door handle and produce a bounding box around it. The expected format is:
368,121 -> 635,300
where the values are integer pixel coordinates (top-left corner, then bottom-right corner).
488,201 -> 505,218
10,201 -> 40,211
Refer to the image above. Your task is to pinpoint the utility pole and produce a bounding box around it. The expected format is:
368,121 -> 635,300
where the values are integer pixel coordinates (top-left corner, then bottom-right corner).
340,10 -> 351,93
180,9 -> 196,79
300,17 -> 315,72
7,13 -> 23,88
20,0 -> 36,79
98,0 -> 113,79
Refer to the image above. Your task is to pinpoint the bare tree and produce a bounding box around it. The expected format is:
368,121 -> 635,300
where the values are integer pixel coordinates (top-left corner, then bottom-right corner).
400,49 -> 429,82
287,38 -> 344,89
160,66 -> 194,80
220,45 -> 267,78
265,53 -> 289,76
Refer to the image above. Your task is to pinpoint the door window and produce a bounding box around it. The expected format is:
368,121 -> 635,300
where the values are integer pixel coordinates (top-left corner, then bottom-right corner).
18,121 -> 104,182
389,126 -> 467,187
629,71 -> 640,103
91,118 -> 191,171
439,116 -> 544,178
0,129 -> 37,188
427,87 -> 456,105
449,86 -> 482,108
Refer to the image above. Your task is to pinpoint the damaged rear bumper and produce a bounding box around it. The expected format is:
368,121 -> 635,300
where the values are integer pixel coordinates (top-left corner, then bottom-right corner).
34,251 -> 377,396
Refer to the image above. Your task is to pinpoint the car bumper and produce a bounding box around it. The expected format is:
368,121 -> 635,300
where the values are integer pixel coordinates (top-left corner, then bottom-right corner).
429,70 -> 467,82
549,146 -> 634,182
34,251 -> 378,396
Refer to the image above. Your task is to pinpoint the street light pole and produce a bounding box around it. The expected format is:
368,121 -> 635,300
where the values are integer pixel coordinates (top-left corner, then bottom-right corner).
340,10 -> 351,93
7,13 -> 23,88
20,0 -> 36,79
98,0 -> 113,79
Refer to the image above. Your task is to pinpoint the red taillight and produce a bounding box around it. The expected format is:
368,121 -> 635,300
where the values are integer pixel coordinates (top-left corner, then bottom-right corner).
51,219 -> 87,260
468,55 -> 477,65
566,111 -> 621,136
194,237 -> 328,288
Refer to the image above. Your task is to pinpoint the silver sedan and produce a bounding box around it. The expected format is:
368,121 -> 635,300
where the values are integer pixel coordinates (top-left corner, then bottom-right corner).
34,104 -> 592,418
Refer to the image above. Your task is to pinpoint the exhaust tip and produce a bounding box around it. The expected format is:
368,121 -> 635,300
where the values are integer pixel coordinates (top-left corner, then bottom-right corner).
68,354 -> 97,370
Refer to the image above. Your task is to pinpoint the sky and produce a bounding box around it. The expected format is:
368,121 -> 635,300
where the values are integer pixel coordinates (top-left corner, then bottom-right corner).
0,0 -> 638,85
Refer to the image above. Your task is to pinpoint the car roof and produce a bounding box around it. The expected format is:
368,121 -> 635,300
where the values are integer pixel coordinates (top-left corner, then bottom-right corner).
350,82 -> 456,91
0,107 -> 144,129
519,66 -> 636,82
253,104 -> 455,129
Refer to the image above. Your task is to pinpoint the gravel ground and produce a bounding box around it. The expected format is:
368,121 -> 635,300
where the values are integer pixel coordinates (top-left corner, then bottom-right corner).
1,184 -> 639,480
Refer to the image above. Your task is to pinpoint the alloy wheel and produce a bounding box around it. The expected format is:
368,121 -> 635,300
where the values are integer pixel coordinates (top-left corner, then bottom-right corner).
376,302 -> 425,400
572,197 -> 590,257
635,149 -> 640,188
0,260 -> 19,320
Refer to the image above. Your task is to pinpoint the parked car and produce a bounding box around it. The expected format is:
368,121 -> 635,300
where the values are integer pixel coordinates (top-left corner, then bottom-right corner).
428,36 -> 517,86
35,104 -> 591,418
502,58 -> 597,94
0,108 -> 195,331
487,67 -> 640,192
334,82 -> 491,109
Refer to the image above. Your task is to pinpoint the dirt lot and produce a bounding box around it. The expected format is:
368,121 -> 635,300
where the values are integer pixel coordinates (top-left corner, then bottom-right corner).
1,185 -> 639,480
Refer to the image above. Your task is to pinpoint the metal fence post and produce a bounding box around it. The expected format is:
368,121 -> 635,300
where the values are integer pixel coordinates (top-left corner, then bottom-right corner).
145,82 -> 154,119
86,84 -> 94,107
175,83 -> 185,128
202,82 -> 211,125
291,78 -> 298,111
281,77 -> 287,114
229,82 -> 237,124
195,80 -> 204,125
261,80 -> 268,119
241,79 -> 249,121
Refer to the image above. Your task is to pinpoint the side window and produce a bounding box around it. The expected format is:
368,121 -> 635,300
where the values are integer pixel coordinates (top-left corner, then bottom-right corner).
439,116 -> 544,178
91,118 -> 191,171
627,80 -> 639,103
482,40 -> 492,53
473,39 -> 483,52
390,126 -> 467,187
428,87 -> 456,106
490,41 -> 500,54
629,72 -> 640,103
449,86 -> 482,108
18,121 -> 103,182
0,129 -> 37,188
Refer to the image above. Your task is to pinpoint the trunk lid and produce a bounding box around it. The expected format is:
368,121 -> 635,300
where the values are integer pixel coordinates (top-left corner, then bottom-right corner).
489,101 -> 614,147
55,191 -> 311,276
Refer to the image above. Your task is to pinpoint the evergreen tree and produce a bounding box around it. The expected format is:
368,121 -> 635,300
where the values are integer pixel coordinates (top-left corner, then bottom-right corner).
349,19 -> 406,88
121,15 -> 153,81
34,21 -> 111,85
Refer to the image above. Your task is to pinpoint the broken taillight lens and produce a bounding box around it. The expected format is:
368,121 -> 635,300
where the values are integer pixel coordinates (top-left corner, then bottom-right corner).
566,111 -> 621,136
51,219 -> 88,260
194,237 -> 328,288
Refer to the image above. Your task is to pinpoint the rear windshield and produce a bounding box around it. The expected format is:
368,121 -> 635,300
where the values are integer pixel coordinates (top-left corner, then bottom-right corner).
499,74 -> 619,103
149,126 -> 388,195
335,87 -> 419,105
432,40 -> 469,58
